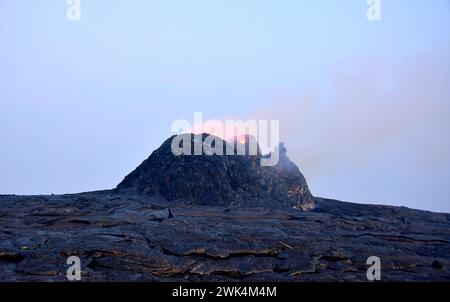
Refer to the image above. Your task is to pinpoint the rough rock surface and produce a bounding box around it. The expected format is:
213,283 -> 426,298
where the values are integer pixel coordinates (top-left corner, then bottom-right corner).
117,134 -> 314,210
1,136 -> 449,281
0,192 -> 449,281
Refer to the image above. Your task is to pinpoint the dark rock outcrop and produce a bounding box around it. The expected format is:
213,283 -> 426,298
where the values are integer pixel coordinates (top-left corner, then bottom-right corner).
117,133 -> 314,210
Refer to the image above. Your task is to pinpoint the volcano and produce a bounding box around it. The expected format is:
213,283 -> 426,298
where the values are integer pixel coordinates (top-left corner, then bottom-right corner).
1,134 -> 449,282
116,133 -> 315,210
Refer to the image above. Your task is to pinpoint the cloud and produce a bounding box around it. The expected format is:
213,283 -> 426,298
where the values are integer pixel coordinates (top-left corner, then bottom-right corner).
251,53 -> 450,178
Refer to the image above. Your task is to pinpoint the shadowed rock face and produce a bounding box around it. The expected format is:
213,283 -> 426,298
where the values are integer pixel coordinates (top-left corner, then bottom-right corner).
117,133 -> 314,210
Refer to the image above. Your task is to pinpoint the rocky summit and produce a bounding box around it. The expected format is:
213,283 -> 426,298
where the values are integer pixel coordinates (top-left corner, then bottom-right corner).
116,133 -> 315,210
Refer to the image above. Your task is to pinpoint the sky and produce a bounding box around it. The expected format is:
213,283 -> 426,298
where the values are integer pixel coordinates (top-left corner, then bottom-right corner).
1,0 -> 449,212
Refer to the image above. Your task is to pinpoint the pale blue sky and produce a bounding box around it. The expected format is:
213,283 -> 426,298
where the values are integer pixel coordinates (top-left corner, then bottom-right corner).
1,1 -> 449,212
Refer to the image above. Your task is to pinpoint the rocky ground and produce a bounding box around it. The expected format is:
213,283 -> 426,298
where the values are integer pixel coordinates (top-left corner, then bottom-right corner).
1,191 -> 449,281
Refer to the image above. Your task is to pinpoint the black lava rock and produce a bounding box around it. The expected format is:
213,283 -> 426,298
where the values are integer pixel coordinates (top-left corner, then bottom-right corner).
117,133 -> 314,210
